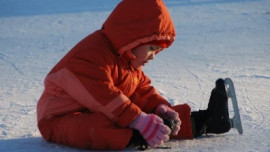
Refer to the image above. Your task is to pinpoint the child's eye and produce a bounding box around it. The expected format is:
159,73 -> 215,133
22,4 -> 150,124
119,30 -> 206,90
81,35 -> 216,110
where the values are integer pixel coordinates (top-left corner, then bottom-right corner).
150,45 -> 159,51
150,45 -> 162,52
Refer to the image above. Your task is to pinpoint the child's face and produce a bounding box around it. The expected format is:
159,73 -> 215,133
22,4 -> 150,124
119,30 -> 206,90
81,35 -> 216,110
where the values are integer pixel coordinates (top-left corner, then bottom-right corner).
131,44 -> 162,69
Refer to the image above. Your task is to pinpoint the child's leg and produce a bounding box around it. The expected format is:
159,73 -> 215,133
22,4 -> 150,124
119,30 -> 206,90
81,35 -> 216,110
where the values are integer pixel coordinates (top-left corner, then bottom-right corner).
38,111 -> 132,150
170,79 -> 231,139
171,104 -> 194,139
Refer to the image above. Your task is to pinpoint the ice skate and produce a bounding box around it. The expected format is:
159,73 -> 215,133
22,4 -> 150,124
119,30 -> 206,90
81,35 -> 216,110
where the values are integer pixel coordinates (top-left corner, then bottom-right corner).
191,78 -> 239,137
225,78 -> 243,134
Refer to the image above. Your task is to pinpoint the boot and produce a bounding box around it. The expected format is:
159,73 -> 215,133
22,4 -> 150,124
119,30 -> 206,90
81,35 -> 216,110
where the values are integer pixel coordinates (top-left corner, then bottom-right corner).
191,78 -> 231,137
127,129 -> 148,150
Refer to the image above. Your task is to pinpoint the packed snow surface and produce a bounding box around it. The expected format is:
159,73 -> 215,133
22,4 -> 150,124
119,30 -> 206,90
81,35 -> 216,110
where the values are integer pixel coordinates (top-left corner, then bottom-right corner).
0,0 -> 270,151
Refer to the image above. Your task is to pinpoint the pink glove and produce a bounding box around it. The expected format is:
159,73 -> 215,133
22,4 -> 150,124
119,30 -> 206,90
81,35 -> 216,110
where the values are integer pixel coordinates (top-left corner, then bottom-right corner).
155,104 -> 181,136
129,112 -> 171,148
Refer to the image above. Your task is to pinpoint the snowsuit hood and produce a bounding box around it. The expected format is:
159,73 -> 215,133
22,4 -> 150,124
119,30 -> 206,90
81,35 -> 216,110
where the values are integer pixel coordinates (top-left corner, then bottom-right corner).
101,0 -> 176,56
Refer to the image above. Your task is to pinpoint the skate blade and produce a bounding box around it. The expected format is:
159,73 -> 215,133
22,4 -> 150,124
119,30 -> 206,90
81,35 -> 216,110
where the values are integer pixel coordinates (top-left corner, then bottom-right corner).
225,78 -> 243,135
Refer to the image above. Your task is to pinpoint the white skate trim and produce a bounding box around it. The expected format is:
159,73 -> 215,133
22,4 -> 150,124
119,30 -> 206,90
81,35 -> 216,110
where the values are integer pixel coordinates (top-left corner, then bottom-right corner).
225,78 -> 243,135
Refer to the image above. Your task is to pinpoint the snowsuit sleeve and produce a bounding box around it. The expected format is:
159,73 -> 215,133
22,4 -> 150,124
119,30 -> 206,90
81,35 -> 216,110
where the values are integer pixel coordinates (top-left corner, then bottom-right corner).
130,70 -> 171,113
45,44 -> 141,127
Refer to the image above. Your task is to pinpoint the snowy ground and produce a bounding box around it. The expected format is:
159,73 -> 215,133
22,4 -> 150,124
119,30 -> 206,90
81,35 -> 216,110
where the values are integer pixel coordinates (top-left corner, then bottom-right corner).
0,0 -> 270,151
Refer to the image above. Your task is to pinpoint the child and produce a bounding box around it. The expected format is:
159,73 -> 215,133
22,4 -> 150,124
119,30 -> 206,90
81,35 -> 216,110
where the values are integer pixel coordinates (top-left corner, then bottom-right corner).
37,0 -> 231,150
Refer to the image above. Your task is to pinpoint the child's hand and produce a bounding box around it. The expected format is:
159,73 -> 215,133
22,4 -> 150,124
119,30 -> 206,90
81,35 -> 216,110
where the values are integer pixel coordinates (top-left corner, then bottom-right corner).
129,112 -> 171,148
155,104 -> 181,136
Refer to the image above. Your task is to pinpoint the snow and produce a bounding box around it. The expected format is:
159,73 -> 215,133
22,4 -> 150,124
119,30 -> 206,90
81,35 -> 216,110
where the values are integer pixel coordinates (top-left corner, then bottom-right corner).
0,0 -> 270,151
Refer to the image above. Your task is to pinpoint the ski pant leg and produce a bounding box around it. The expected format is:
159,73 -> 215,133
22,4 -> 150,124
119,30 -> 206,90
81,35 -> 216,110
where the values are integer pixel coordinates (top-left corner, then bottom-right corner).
38,111 -> 133,150
171,103 -> 194,139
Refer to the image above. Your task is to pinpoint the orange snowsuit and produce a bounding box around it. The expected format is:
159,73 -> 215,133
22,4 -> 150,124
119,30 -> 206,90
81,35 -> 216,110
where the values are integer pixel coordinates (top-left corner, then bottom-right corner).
37,0 -> 193,150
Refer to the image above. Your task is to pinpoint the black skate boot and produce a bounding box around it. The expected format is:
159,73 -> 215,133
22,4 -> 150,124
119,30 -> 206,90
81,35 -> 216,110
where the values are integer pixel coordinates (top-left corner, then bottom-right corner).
127,129 -> 148,150
191,78 -> 231,137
